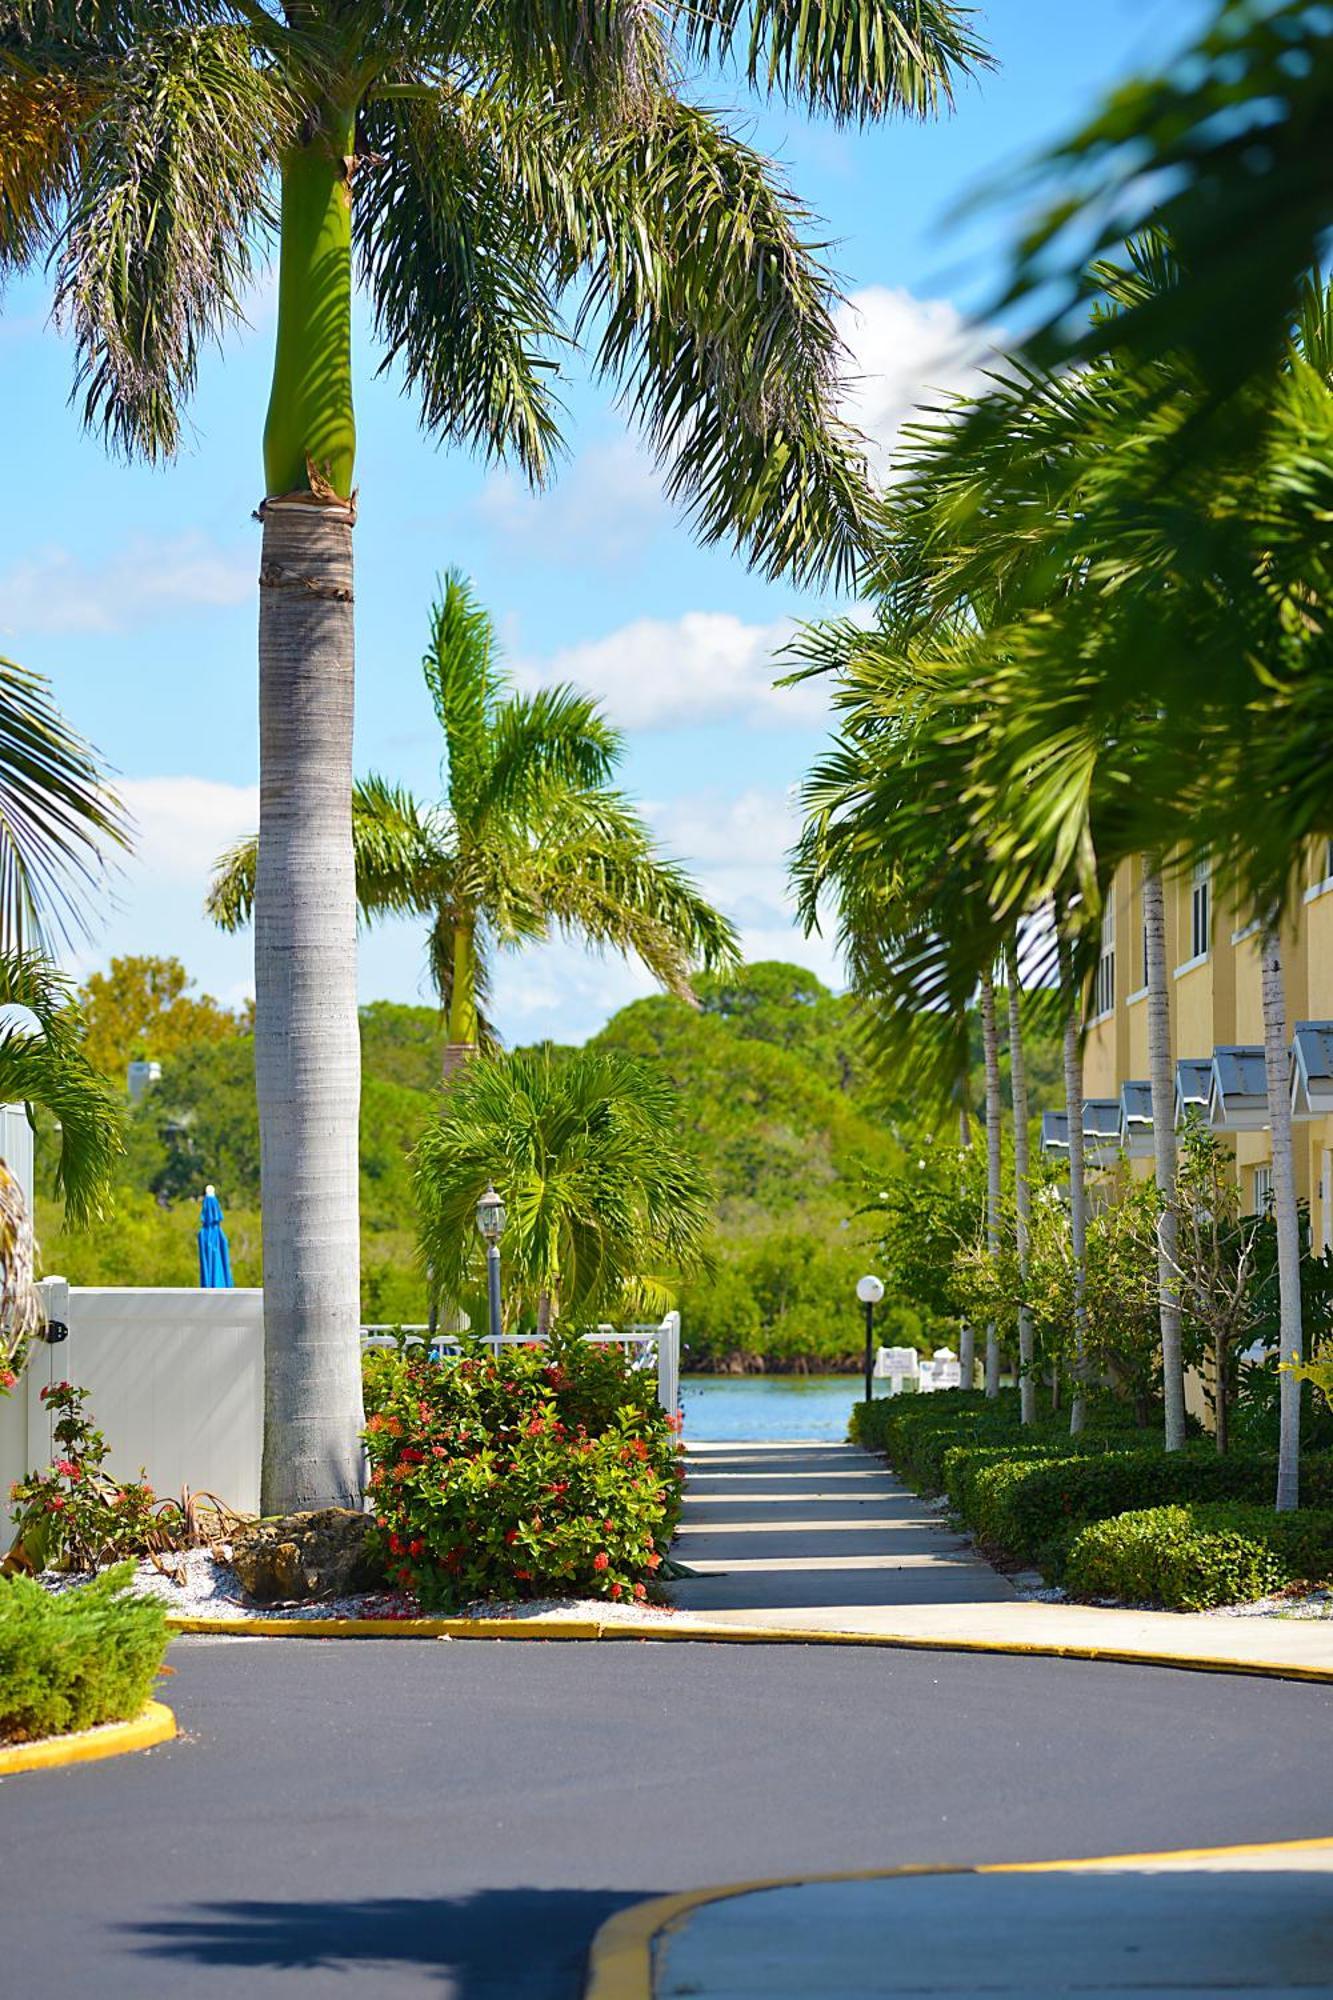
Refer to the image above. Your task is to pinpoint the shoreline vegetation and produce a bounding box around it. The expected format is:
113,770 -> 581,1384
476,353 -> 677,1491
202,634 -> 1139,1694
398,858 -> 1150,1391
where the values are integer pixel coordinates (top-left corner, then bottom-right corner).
37,958 -> 1057,1370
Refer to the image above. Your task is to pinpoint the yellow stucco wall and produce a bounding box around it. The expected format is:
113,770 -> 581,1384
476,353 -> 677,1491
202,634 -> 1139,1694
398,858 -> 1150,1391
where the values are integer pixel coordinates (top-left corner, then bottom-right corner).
1069,848 -> 1333,1213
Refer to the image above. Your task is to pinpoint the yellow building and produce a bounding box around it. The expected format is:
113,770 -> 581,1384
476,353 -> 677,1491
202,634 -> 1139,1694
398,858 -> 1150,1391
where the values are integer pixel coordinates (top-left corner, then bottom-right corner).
1059,844 -> 1333,1242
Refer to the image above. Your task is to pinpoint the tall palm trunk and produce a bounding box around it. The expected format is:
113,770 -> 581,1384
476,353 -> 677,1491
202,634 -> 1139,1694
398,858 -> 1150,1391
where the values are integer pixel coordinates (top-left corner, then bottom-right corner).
1058,929 -> 1088,1436
1143,862 -> 1186,1451
957,1056 -> 975,1389
980,971 -> 1003,1399
1005,939 -> 1035,1425
255,106 -> 364,1513
1261,925 -> 1304,1510
442,916 -> 479,1081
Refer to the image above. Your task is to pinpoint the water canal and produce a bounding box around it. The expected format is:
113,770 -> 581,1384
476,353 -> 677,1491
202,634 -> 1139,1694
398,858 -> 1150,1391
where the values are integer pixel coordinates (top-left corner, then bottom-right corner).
678,1374 -> 857,1442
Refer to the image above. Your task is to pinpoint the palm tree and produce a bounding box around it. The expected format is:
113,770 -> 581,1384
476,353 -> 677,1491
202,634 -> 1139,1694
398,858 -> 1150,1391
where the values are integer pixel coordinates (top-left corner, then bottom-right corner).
1259,923 -> 1304,1509
1056,920 -> 1089,1435
3,0 -> 983,1512
208,573 -> 738,1072
884,246 -> 1333,1497
415,1044 -> 712,1332
789,610 -> 1010,1391
1004,936 -> 1036,1424
1142,859 -> 1186,1452
978,967 -> 1003,1397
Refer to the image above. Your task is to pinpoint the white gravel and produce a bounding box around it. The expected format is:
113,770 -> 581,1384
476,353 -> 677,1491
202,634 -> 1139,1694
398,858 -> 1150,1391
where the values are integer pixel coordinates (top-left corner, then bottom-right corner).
39,1549 -> 678,1625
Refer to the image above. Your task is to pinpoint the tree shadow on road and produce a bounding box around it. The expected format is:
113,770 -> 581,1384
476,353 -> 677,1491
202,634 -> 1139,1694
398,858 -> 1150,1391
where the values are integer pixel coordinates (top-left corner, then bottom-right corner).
121,1888 -> 649,1996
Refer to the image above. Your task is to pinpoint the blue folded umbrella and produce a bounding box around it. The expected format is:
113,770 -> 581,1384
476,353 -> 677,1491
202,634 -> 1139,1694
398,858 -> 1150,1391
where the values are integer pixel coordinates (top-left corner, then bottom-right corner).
198,1184 -> 234,1289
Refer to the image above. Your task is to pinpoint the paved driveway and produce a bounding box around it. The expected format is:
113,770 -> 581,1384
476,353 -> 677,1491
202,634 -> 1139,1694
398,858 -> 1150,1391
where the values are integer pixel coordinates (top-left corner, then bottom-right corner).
3,1635 -> 1330,1997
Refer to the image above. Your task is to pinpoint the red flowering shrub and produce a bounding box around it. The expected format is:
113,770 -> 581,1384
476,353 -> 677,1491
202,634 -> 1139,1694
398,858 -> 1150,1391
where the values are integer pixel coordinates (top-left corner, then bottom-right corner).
8,1384 -> 162,1572
362,1334 -> 684,1610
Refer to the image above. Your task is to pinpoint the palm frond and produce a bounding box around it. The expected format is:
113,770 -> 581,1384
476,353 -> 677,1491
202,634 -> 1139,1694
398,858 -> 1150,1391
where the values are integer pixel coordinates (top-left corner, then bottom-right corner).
0,42 -> 85,269
52,21 -> 287,460
0,950 -> 120,1224
420,572 -> 501,821
684,0 -> 989,123
479,686 -> 621,819
492,92 -> 878,587
982,0 -> 1332,408
0,655 -> 127,951
357,92 -> 568,486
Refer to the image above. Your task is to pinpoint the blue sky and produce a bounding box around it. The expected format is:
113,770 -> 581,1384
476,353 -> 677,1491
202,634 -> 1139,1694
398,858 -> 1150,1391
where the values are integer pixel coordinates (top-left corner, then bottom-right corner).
0,0 -> 1207,1043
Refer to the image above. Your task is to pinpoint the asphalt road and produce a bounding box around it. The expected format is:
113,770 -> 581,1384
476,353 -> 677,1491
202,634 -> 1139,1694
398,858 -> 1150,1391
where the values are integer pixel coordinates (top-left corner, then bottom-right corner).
4,1636 -> 1330,1998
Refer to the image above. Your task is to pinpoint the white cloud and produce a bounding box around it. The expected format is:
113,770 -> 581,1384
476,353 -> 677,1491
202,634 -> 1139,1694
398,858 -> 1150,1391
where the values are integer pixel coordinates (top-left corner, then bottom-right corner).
649,786 -> 844,987
119,775 -> 258,889
477,435 -> 669,566
519,611 -> 823,733
0,535 -> 252,637
836,285 -> 1000,480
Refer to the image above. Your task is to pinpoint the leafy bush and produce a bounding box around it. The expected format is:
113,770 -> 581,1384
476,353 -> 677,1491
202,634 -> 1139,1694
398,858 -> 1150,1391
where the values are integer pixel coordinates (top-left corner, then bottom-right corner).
8,1383 -> 165,1572
850,1388 -> 1333,1583
967,1448 -> 1333,1572
1066,1503 -> 1333,1611
363,1334 -> 684,1611
0,1563 -> 169,1744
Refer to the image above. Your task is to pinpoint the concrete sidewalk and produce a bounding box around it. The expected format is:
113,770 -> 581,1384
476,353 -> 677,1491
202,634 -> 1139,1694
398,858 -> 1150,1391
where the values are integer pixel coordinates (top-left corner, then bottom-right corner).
632,1842 -> 1333,1997
668,1440 -> 1015,1615
663,1440 -> 1333,1681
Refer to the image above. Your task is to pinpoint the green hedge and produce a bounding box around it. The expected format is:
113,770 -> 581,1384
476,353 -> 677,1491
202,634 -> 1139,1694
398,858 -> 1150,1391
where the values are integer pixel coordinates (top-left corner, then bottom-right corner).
851,1389 -> 1333,1599
966,1448 -> 1333,1574
849,1391 -> 1145,1496
1066,1503 -> 1333,1611
0,1564 -> 169,1746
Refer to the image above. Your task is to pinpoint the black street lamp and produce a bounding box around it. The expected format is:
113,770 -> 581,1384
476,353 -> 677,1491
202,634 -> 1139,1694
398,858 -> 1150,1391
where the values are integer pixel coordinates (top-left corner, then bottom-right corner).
856,1273 -> 885,1406
475,1184 -> 506,1345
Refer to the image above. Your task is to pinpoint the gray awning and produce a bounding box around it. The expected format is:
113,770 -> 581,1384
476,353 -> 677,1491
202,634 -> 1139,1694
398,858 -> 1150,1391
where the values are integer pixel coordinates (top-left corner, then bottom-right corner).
1175,1058 -> 1213,1130
1209,1045 -> 1268,1130
1120,1080 -> 1154,1158
1291,1021 -> 1333,1120
1082,1098 -> 1122,1166
1040,1110 -> 1069,1157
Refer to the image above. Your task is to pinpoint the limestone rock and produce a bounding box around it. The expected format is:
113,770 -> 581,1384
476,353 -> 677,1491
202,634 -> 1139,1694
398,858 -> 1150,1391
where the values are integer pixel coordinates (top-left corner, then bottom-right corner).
228,1508 -> 383,1604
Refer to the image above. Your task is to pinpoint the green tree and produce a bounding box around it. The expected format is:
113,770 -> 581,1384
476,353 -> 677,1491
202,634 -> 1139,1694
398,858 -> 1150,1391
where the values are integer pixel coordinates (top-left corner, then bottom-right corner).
78,954 -> 242,1083
4,0 -> 983,1512
415,1044 -> 713,1331
209,573 -> 739,1070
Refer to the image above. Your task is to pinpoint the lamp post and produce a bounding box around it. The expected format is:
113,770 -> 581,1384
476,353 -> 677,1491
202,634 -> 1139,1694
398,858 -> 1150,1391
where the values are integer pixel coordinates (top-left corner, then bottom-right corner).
475,1184 -> 506,1347
856,1273 -> 885,1407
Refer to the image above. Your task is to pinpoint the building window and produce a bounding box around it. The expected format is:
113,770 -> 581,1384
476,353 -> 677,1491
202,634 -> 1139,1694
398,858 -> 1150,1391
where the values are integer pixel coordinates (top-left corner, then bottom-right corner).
1092,897 -> 1115,1018
1190,858 -> 1211,961
1252,1165 -> 1274,1215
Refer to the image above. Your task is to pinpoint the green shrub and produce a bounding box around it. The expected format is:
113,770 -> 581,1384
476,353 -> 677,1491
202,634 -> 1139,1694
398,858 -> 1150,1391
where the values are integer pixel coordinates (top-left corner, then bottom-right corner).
0,1564 -> 169,1745
363,1333 -> 684,1612
851,1389 -> 1333,1583
1066,1503 -> 1333,1611
968,1449 -> 1333,1570
8,1383 -> 169,1572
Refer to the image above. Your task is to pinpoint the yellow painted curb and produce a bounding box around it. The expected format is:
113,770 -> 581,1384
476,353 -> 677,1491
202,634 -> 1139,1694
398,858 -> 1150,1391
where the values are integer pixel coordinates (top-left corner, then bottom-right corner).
0,1699 -> 176,1778
162,1611 -> 1333,1685
582,1835 -> 1333,2000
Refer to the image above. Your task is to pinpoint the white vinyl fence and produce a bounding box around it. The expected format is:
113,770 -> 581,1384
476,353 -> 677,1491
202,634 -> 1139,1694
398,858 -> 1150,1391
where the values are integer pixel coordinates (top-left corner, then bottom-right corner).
0,1289 -> 682,1518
